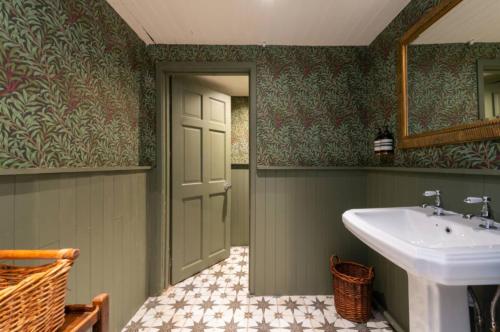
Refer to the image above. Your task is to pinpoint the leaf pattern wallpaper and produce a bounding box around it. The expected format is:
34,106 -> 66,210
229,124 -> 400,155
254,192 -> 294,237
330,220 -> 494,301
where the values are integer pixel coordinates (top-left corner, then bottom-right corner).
146,45 -> 368,167
407,43 -> 500,135
361,0 -> 500,169
1,0 -> 499,169
0,0 -> 154,167
231,97 -> 249,165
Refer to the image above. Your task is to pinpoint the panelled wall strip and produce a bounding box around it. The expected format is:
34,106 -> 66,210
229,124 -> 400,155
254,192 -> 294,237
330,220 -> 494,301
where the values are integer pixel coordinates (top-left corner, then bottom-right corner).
0,166 -> 152,176
257,166 -> 500,176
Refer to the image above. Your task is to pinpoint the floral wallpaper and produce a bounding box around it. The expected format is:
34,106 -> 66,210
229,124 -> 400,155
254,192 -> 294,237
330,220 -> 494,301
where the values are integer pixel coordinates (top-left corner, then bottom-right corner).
408,43 -> 500,134
1,0 -> 499,169
231,97 -> 249,165
2,0 -> 370,169
0,0 -> 154,168
362,0 -> 500,169
147,45 -> 368,167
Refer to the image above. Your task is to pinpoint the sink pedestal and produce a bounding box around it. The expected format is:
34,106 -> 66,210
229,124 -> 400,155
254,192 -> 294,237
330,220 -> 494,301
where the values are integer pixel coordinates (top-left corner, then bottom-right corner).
408,274 -> 470,332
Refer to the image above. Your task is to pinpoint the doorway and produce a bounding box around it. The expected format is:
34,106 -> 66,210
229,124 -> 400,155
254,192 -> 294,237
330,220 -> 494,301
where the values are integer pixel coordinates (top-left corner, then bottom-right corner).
170,74 -> 250,283
154,63 -> 256,294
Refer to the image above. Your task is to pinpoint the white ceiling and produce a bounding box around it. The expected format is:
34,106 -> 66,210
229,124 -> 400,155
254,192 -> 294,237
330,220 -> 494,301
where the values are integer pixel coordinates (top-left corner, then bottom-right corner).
107,0 -> 410,46
188,75 -> 249,96
413,0 -> 500,44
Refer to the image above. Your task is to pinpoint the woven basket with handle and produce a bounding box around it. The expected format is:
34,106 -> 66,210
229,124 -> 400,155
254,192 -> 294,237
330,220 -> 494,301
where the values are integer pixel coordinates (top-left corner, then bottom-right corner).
0,249 -> 79,332
330,255 -> 374,323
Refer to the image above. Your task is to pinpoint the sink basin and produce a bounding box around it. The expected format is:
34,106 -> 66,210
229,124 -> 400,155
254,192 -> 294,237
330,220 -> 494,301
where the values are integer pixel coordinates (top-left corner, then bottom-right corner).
343,207 -> 500,285
342,206 -> 500,332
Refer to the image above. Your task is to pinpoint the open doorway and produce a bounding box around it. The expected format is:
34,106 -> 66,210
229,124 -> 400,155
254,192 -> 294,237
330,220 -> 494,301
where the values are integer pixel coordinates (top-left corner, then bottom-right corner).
152,63 -> 256,296
169,74 -> 250,285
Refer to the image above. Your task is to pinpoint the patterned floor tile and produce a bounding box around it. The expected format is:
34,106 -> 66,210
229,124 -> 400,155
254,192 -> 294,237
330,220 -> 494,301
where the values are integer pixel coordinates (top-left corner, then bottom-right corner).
123,247 -> 393,332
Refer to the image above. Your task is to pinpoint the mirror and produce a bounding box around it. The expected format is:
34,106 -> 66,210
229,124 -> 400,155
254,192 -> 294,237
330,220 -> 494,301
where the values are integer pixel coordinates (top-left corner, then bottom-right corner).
478,59 -> 500,120
399,0 -> 500,148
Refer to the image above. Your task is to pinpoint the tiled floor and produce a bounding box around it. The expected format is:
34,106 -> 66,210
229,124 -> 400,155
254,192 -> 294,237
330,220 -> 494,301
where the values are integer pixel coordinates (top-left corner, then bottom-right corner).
123,247 -> 392,332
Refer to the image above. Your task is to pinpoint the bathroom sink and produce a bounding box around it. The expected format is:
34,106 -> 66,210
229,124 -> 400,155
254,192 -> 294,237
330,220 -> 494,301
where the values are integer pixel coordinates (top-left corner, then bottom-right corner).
342,207 -> 500,332
342,206 -> 500,285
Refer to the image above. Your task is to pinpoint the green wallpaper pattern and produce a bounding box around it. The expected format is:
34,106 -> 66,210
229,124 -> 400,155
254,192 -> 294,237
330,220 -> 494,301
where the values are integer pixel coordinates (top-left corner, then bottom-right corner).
408,43 -> 500,134
147,45 -> 368,167
362,0 -> 500,169
231,96 -> 249,165
1,0 -> 499,169
0,0 -> 154,167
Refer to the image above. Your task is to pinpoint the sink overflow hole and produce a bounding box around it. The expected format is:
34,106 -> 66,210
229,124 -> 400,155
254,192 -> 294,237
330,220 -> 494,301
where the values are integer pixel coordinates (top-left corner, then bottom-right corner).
445,227 -> 451,233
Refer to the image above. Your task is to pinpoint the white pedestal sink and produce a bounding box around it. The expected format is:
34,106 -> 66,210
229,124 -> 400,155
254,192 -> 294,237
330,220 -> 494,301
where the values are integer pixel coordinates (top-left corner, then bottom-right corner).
342,207 -> 500,332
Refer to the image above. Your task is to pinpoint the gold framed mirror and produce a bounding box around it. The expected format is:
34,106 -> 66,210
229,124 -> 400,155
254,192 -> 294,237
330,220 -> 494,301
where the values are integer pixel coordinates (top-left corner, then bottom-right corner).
398,0 -> 500,149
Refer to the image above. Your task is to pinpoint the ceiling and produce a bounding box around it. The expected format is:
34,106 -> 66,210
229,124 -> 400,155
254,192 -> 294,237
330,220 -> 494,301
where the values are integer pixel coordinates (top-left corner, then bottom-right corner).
413,0 -> 500,44
188,75 -> 249,96
107,0 -> 410,46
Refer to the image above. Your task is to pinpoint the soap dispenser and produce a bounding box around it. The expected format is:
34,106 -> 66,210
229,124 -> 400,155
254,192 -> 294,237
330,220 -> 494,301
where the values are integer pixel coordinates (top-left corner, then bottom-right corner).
375,125 -> 394,166
379,126 -> 394,154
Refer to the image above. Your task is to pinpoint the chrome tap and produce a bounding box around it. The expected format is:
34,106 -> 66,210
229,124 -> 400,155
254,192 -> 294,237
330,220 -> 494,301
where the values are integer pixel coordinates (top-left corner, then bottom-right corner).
463,196 -> 497,230
422,190 -> 444,216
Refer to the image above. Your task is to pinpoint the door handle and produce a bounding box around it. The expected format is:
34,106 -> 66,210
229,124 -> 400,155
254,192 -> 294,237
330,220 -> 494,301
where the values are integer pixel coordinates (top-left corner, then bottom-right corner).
224,182 -> 232,191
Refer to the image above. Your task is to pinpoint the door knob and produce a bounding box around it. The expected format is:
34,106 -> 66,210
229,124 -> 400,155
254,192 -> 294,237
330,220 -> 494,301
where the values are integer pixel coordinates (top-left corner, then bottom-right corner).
224,182 -> 232,191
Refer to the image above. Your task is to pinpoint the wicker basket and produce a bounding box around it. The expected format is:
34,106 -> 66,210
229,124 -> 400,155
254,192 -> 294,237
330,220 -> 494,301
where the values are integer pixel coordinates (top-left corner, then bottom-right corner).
0,249 -> 79,332
330,255 -> 374,323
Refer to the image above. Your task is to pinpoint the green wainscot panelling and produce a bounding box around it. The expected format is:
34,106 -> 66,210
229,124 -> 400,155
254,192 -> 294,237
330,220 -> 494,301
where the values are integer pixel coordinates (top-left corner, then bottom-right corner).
231,168 -> 250,246
252,169 -> 369,296
0,171 -> 149,331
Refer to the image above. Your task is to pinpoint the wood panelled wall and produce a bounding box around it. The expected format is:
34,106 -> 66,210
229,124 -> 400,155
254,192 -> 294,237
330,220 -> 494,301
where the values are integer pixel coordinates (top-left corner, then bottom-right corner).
0,171 -> 149,331
251,169 -> 369,295
2,167 -> 497,331
231,168 -> 249,246
366,170 -> 500,332
251,168 -> 499,331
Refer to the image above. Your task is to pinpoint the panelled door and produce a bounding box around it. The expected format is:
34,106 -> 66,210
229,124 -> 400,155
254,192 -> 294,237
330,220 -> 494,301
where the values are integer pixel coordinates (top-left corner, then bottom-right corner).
171,77 -> 231,284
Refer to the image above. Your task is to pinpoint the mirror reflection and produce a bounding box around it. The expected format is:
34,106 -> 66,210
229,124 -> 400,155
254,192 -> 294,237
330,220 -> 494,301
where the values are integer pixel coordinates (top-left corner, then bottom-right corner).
407,0 -> 500,135
478,60 -> 500,119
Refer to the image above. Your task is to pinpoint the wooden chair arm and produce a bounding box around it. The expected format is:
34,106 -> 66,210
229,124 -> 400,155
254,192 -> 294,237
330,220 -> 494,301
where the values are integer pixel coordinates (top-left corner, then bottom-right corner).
0,249 -> 80,260
61,293 -> 109,332
92,293 -> 109,332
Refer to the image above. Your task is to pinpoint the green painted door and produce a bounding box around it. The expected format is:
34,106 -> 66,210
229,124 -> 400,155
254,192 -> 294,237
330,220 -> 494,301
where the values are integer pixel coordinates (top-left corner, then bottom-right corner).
171,77 -> 232,284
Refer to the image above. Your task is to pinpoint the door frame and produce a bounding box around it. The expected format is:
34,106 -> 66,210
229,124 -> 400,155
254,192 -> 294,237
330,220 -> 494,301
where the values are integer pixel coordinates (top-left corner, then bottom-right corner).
152,62 -> 257,294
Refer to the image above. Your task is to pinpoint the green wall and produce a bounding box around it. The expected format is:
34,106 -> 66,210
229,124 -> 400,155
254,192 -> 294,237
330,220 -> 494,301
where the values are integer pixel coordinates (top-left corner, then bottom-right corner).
361,1 -> 500,327
147,45 -> 369,167
0,0 -> 154,168
1,1 -> 500,331
0,170 -> 149,331
0,4 -> 152,330
230,97 -> 250,246
362,0 -> 500,169
253,168 -> 500,331
231,96 -> 249,165
361,3 -> 500,328
252,169 -> 369,295
231,168 -> 249,246
2,0 -> 498,170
